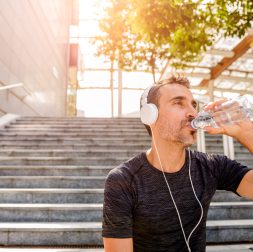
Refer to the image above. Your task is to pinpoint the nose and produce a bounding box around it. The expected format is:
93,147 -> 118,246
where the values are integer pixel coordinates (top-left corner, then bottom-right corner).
186,105 -> 198,119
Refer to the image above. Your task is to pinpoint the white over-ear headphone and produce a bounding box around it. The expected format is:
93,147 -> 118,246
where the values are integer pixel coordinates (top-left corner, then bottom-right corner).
140,86 -> 159,125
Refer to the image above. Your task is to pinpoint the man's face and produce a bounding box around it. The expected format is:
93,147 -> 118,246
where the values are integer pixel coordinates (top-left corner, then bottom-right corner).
153,84 -> 198,146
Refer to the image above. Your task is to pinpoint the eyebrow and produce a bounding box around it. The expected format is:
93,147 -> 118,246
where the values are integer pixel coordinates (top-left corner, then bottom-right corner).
169,96 -> 197,107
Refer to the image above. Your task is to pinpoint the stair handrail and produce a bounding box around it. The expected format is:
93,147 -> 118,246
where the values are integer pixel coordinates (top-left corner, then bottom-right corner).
0,83 -> 32,97
0,83 -> 23,91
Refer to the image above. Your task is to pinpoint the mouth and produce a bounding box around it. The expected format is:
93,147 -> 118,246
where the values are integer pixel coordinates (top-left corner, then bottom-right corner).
185,121 -> 197,131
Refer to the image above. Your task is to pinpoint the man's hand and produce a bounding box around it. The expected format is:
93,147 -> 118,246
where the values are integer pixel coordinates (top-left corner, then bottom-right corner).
202,99 -> 253,139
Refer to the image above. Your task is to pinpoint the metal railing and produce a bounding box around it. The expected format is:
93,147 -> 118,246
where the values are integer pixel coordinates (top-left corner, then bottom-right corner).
0,83 -> 31,97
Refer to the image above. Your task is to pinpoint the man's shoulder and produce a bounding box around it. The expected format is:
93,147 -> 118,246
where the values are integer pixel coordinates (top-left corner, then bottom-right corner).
190,149 -> 226,166
106,152 -> 145,182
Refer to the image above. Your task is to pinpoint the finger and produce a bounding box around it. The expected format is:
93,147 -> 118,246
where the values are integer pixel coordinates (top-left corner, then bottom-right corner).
203,126 -> 225,135
204,99 -> 228,112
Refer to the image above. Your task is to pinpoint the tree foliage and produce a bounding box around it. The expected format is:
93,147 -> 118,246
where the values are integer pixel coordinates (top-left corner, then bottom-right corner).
95,0 -> 253,81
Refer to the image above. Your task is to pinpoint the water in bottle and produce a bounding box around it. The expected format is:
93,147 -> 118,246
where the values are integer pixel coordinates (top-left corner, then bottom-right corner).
191,95 -> 253,129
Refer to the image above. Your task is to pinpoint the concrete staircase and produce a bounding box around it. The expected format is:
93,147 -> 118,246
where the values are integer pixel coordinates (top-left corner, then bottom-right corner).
0,117 -> 149,248
0,116 -> 252,250
234,140 -> 253,168
205,134 -> 224,154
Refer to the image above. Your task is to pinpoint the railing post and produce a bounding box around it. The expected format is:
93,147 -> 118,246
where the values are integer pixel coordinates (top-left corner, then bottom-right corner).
197,129 -> 206,153
223,135 -> 235,159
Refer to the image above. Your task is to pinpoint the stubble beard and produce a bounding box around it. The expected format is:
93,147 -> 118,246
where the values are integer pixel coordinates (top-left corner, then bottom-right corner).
157,119 -> 197,147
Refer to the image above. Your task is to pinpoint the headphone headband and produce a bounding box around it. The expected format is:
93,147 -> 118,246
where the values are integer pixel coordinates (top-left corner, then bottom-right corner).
141,86 -> 153,107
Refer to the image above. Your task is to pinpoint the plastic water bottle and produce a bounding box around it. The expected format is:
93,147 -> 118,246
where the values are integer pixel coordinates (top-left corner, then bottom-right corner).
191,95 -> 253,129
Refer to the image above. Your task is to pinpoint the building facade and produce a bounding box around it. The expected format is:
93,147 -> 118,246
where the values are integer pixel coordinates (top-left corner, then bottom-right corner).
0,0 -> 73,116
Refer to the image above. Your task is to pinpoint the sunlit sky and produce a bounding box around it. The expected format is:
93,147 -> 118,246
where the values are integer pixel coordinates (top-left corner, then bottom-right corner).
74,0 -> 162,117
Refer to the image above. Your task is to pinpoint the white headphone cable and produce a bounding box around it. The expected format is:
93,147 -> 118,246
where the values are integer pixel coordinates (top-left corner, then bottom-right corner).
187,147 -> 203,245
151,128 -> 203,252
151,129 -> 190,251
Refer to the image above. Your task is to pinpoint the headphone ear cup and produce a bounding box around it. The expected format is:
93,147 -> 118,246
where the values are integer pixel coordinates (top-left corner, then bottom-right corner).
140,103 -> 158,125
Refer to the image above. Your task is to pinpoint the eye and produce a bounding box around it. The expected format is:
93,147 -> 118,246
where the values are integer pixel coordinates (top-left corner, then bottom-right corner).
174,100 -> 184,106
193,103 -> 198,109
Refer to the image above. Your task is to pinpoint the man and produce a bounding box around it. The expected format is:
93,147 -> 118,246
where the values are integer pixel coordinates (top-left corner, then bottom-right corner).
102,76 -> 253,251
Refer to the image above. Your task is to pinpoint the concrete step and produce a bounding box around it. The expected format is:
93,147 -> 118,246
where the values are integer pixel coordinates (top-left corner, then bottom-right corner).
206,244 -> 253,252
205,134 -> 223,138
0,150 -> 143,158
1,202 -> 253,223
0,204 -> 102,222
0,132 -> 150,138
233,158 -> 253,166
206,219 -> 253,243
14,120 -> 142,126
3,128 -> 147,134
4,126 -> 147,133
0,137 -> 151,144
0,129 -> 148,136
0,247 -> 252,252
0,249 -> 104,252
0,220 -> 252,245
0,189 -> 104,203
205,148 -> 224,154
205,140 -> 223,144
0,222 -> 102,246
0,189 -> 246,204
6,124 -> 144,129
17,117 -> 140,122
234,144 -> 252,150
0,143 -> 150,150
203,143 -> 224,147
208,202 -> 253,220
202,138 -> 223,142
204,137 -> 222,140
212,190 -> 251,202
0,165 -> 112,176
234,154 -> 252,159
0,176 -> 106,188
0,156 -> 129,166
205,151 -> 224,155
205,142 -> 224,148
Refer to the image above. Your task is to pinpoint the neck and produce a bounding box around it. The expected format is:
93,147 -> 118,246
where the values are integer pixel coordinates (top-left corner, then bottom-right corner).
147,139 -> 187,173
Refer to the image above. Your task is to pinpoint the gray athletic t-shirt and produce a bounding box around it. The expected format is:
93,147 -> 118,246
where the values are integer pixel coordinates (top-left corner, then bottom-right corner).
102,149 -> 250,251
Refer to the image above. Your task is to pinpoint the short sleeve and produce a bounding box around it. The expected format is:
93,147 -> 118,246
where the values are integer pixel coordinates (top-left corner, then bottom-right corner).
214,155 -> 251,193
102,166 -> 134,238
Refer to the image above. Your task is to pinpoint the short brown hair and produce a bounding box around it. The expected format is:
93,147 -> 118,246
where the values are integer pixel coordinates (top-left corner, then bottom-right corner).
141,75 -> 190,136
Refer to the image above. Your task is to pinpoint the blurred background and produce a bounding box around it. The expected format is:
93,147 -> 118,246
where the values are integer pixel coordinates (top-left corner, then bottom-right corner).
0,0 -> 252,118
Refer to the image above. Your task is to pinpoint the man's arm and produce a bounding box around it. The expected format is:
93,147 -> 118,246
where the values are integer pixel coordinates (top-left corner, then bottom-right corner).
237,170 -> 253,199
103,238 -> 133,252
233,130 -> 253,199
102,168 -> 134,250
203,99 -> 253,199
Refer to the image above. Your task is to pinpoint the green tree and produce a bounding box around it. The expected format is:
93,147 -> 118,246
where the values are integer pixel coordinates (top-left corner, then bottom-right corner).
95,0 -> 253,80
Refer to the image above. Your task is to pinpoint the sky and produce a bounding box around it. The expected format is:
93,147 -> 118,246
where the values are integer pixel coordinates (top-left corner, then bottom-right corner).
74,0 -> 160,117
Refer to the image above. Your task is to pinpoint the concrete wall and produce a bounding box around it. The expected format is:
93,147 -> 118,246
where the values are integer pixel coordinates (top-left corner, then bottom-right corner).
0,0 -> 72,116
